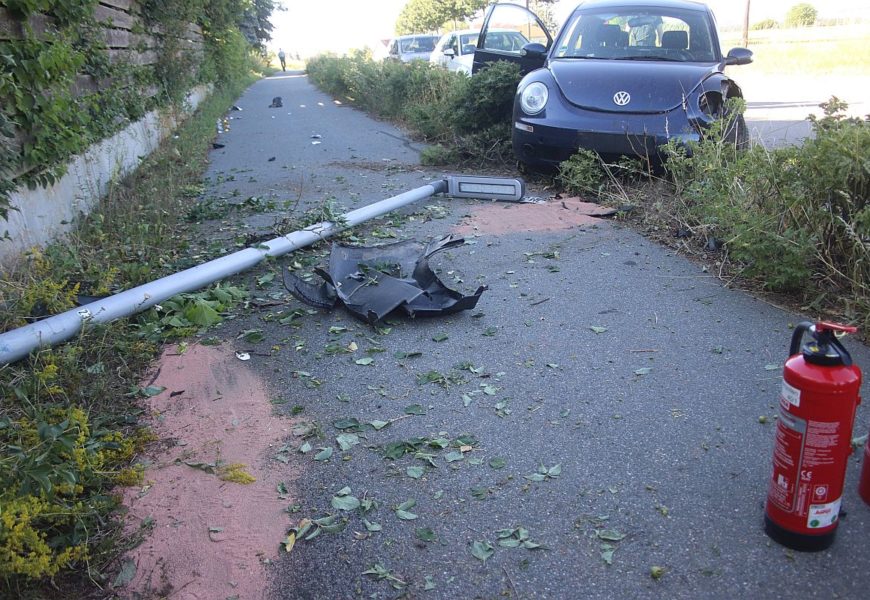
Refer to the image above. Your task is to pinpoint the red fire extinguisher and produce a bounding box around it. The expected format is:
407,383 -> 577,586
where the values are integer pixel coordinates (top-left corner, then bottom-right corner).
764,321 -> 862,551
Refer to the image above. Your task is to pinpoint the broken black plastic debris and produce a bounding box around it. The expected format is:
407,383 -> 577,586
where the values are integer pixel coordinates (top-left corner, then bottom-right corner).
283,235 -> 486,324
269,96 -> 283,108
213,143 -> 226,149
705,237 -> 722,251
268,156 -> 276,162
231,105 -> 242,111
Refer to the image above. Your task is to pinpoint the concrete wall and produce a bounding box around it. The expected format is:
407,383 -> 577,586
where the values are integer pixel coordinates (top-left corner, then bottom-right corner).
0,85 -> 211,270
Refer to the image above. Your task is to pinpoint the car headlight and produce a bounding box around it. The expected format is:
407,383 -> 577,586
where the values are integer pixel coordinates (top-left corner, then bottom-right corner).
520,82 -> 548,115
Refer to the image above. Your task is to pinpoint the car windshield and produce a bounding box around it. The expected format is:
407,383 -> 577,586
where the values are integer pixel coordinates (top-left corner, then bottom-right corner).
553,6 -> 717,62
400,36 -> 438,53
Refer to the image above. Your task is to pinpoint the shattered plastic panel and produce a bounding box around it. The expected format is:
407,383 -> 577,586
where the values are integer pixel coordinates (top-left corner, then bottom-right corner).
283,235 -> 486,323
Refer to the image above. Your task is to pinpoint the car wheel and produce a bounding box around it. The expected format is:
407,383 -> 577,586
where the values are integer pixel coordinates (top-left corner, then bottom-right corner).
723,113 -> 748,150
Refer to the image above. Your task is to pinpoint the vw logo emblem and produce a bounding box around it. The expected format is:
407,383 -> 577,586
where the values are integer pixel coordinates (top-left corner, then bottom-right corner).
613,91 -> 631,106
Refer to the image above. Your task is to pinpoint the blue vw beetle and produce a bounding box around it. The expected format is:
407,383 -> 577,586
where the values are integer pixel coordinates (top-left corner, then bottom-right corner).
472,0 -> 753,168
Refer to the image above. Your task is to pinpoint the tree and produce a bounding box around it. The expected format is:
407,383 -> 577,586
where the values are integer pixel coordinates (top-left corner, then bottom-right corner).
238,0 -> 276,52
396,0 -> 488,34
784,3 -> 817,27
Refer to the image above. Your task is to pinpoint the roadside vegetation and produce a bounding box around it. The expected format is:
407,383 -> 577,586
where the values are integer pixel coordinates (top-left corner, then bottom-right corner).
306,52 -> 519,166
0,54 -> 268,600
558,99 -> 869,331
306,54 -> 868,331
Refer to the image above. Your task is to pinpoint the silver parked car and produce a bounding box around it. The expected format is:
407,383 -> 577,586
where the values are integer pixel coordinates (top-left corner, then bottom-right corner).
386,34 -> 441,63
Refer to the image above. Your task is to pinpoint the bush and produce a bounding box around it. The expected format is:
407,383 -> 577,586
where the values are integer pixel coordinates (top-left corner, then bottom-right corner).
785,3 -> 818,27
752,18 -> 778,30
660,98 -> 868,322
306,54 -> 522,165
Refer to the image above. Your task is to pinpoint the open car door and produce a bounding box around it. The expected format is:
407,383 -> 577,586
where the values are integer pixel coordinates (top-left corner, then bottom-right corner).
472,2 -> 553,75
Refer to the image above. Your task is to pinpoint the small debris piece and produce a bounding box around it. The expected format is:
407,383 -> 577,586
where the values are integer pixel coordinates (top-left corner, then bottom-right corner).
269,96 -> 283,108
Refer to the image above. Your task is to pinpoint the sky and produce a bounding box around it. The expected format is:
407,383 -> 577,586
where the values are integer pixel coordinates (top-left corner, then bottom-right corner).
269,0 -> 870,57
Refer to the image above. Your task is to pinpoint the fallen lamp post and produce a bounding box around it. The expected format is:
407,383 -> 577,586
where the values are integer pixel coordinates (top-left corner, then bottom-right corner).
0,176 -> 525,365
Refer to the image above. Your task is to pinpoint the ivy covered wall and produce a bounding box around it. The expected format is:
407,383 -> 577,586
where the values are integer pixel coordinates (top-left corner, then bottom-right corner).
0,0 -> 273,222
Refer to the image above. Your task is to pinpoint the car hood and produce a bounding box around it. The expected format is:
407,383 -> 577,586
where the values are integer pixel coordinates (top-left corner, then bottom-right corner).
548,59 -> 719,113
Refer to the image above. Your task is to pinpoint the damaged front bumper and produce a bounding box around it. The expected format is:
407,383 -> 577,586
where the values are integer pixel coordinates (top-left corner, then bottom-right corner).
284,235 -> 486,324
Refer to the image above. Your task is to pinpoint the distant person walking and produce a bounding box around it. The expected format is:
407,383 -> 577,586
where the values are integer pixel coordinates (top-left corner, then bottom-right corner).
278,48 -> 286,71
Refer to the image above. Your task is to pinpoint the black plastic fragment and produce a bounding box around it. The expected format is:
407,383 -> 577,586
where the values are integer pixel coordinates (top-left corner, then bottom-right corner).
283,235 -> 486,323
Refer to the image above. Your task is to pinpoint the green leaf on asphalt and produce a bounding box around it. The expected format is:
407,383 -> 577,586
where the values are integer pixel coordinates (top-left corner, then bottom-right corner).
404,403 -> 427,416
299,441 -> 312,454
369,419 -> 390,430
333,417 -> 362,430
396,510 -> 417,521
407,466 -> 424,479
424,575 -> 436,590
428,437 -> 450,449
634,367 -> 653,375
395,351 -> 423,359
140,385 -> 166,397
482,327 -> 497,337
363,519 -> 382,532
415,451 -> 437,467
596,529 -> 627,542
462,393 -> 474,407
331,488 -> 360,511
453,434 -> 478,447
548,464 -> 562,477
415,527 -> 436,542
277,482 -> 290,499
650,566 -> 666,580
444,451 -> 464,463
600,543 -> 616,565
489,457 -> 506,469
471,486 -> 489,500
355,357 -> 374,366
395,498 -> 418,520
470,540 -> 495,562
314,447 -> 333,461
239,328 -> 264,343
764,363 -> 780,371
336,433 -> 360,451
590,326 -> 608,334
482,385 -> 497,396
328,326 -> 348,334
524,472 -> 546,482
432,333 -> 449,342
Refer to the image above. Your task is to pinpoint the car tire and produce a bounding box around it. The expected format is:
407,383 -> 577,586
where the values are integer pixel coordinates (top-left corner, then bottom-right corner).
723,113 -> 749,150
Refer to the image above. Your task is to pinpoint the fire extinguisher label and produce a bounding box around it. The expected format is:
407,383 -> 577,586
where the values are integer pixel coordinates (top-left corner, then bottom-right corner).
768,411 -> 807,511
807,498 -> 841,528
780,380 -> 801,408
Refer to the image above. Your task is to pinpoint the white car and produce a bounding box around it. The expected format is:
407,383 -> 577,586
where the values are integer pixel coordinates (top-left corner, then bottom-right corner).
430,29 -> 479,75
430,29 -> 531,75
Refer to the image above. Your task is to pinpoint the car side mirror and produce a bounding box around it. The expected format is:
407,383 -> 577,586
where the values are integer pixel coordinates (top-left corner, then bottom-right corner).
443,48 -> 455,57
725,47 -> 753,66
520,42 -> 548,59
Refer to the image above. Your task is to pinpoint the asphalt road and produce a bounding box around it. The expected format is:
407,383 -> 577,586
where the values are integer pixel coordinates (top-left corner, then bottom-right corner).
740,73 -> 870,148
202,71 -> 870,599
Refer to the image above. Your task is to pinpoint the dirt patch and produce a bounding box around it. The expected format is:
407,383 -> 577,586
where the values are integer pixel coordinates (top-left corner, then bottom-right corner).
120,344 -> 294,600
453,196 -> 616,236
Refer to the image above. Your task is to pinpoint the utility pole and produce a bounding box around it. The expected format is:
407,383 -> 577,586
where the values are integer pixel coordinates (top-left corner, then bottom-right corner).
742,0 -> 751,47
